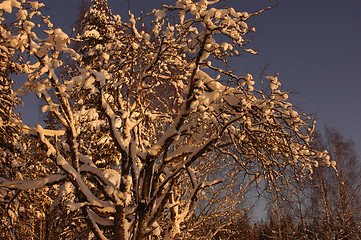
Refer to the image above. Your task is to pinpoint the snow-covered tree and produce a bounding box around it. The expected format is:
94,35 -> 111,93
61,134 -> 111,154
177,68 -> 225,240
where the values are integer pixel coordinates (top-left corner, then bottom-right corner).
0,0 -> 332,239
0,4 -> 54,238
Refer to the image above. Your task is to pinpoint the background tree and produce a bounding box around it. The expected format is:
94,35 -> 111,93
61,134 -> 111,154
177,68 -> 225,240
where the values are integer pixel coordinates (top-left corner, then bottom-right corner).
260,127 -> 361,240
0,0 -> 331,239
305,127 -> 361,239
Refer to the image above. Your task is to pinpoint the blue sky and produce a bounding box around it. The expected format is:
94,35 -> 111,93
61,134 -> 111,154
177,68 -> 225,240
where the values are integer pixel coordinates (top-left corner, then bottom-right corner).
21,0 -> 361,155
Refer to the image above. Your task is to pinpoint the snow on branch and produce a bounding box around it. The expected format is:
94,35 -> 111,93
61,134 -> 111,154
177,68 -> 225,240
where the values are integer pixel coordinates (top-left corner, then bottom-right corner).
0,174 -> 65,190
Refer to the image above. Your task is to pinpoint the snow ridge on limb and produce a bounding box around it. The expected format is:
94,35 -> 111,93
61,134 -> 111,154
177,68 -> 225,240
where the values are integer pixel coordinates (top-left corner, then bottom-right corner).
0,174 -> 65,190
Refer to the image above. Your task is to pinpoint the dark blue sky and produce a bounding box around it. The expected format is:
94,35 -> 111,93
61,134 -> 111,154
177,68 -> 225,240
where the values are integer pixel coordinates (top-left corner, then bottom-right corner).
22,0 -> 361,154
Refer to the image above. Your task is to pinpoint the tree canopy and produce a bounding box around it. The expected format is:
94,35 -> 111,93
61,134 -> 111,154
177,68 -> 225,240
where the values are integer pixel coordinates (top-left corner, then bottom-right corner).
0,0 -> 333,239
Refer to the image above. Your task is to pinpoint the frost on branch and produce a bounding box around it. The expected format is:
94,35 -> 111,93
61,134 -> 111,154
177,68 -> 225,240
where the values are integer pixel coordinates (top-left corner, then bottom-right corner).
0,0 -> 331,239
